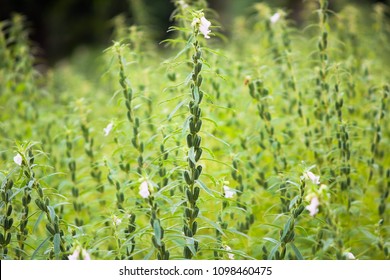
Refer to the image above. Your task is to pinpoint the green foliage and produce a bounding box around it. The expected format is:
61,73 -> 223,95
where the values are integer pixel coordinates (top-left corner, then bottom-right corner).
0,1 -> 389,260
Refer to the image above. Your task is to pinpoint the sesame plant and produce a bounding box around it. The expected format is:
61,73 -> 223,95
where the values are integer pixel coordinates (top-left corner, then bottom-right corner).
0,0 -> 389,260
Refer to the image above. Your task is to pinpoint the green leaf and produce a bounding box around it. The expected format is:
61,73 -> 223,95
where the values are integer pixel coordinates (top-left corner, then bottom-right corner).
182,115 -> 192,137
204,131 -> 230,147
153,220 -> 162,246
290,242 -> 304,260
195,179 -> 214,197
171,34 -> 194,60
281,217 -> 293,240
193,86 -> 200,105
199,215 -> 225,236
53,233 -> 61,259
47,206 -> 56,223
188,147 -> 196,165
268,243 -> 281,260
263,237 -> 279,245
186,237 -> 197,256
168,99 -> 188,121
289,195 -> 300,210
31,237 -> 51,260
33,211 -> 45,233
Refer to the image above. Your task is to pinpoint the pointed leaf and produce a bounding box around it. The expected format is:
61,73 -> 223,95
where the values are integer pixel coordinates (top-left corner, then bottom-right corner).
290,242 -> 304,260
153,220 -> 162,246
168,99 -> 188,121
53,233 -> 61,259
195,179 -> 214,197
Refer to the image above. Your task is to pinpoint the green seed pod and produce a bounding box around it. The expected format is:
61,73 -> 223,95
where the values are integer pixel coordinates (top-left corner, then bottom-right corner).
5,232 -> 11,245
294,205 -> 305,218
54,222 -> 59,233
194,135 -> 201,148
198,91 -> 204,103
192,221 -> 198,235
7,205 -> 12,216
265,112 -> 271,121
0,232 -> 4,245
194,169 -> 200,181
195,148 -> 202,162
189,119 -> 196,134
38,187 -> 44,198
196,49 -> 202,60
184,246 -> 192,259
127,111 -> 132,122
137,155 -> 143,167
152,236 -> 159,248
193,206 -> 199,219
193,187 -> 200,201
195,119 -> 202,133
195,62 -> 202,76
6,179 -> 13,190
379,203 -> 385,216
186,189 -> 193,202
46,224 -> 55,235
186,134 -> 193,147
197,75 -> 203,87
184,171 -> 192,185
188,159 -> 196,169
3,217 -> 9,230
194,240 -> 199,251
196,165 -> 203,176
185,207 -> 191,218
183,224 -> 192,237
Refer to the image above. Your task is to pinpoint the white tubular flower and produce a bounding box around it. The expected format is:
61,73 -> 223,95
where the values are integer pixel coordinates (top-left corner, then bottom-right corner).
306,196 -> 320,217
192,15 -> 211,39
113,215 -> 122,227
344,252 -> 356,260
223,185 -> 235,198
199,16 -> 211,39
13,153 -> 23,166
103,122 -> 114,136
178,0 -> 188,9
68,246 -> 91,260
223,245 -> 234,260
68,247 -> 80,260
270,12 -> 281,23
139,180 -> 150,198
305,171 -> 320,185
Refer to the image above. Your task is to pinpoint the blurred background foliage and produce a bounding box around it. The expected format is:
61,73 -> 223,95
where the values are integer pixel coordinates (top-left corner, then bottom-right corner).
0,0 -> 389,65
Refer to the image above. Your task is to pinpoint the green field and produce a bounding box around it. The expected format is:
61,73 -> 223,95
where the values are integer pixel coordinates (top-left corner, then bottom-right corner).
0,1 -> 389,260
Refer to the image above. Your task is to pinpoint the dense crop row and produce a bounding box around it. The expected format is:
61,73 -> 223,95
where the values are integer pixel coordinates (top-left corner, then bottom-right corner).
0,1 -> 389,260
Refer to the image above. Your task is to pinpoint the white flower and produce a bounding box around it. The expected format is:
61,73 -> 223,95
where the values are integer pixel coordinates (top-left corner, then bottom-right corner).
344,252 -> 356,260
305,171 -> 320,185
223,245 -> 234,260
13,153 -> 23,166
191,18 -> 200,28
103,122 -> 113,136
68,246 -> 91,260
68,247 -> 80,260
270,12 -> 281,24
223,185 -> 235,198
113,215 -> 122,226
178,0 -> 188,9
199,16 -> 211,39
139,180 -> 150,198
306,196 -> 320,216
